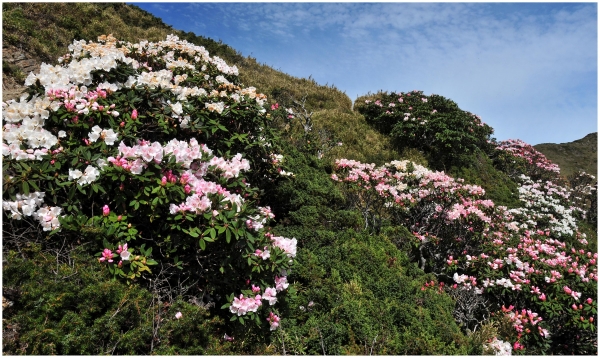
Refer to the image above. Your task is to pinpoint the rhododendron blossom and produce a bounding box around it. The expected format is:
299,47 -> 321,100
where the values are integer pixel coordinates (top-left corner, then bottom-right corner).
3,33 -> 297,334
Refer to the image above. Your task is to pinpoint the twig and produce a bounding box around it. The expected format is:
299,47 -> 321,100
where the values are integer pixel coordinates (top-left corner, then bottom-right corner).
318,328 -> 326,355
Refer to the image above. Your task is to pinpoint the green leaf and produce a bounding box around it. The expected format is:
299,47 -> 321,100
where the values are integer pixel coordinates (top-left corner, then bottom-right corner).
199,238 -> 206,250
21,181 -> 29,195
28,180 -> 40,191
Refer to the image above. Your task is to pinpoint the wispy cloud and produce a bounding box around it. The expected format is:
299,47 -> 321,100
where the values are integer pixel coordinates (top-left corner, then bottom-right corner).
132,2 -> 596,144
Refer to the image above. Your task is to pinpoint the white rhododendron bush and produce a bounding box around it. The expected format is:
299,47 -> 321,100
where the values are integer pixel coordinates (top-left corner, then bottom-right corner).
2,34 -> 297,330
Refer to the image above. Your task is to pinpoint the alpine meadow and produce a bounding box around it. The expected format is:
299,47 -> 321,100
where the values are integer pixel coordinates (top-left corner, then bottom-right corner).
2,3 -> 597,355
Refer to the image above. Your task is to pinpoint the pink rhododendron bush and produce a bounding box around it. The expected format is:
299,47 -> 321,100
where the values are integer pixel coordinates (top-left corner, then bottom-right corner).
2,34 -> 297,330
332,154 -> 597,354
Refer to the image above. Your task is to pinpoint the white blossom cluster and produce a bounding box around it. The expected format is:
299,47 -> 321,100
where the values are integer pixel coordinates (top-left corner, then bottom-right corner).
2,94 -> 60,159
509,175 -> 579,237
484,337 -> 512,355
2,34 -> 273,235
2,191 -> 63,231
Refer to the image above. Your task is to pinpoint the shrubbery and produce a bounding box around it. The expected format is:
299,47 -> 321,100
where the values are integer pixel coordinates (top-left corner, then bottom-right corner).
355,90 -> 494,170
330,153 -> 597,354
2,34 -> 298,342
2,29 -> 597,356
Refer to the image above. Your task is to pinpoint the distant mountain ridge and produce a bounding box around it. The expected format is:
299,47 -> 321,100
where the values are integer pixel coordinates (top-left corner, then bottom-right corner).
534,132 -> 597,180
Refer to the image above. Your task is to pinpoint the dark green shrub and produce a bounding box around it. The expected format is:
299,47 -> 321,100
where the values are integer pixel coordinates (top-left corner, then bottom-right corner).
2,245 -> 230,355
355,90 -> 494,170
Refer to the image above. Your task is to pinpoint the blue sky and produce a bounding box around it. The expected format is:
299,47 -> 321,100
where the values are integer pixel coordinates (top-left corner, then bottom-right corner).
131,1 -> 597,145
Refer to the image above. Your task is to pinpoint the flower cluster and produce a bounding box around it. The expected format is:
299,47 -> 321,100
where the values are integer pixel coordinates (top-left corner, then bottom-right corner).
2,191 -> 63,231
3,33 -> 296,334
484,337 -> 512,356
331,155 -> 597,352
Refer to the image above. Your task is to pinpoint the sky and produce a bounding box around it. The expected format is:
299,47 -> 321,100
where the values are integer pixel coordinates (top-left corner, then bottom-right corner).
130,1 -> 597,145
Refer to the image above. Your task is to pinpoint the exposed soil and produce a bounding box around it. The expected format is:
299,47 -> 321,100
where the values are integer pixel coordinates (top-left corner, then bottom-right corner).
2,45 -> 38,102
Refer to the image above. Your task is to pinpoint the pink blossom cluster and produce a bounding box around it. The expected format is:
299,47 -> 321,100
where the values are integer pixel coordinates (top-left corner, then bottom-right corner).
270,235 -> 298,259
496,139 -> 561,175
46,86 -> 120,118
501,305 -> 548,339
229,293 -> 263,316
331,157 -> 597,348
267,312 -> 280,331
208,153 -> 250,179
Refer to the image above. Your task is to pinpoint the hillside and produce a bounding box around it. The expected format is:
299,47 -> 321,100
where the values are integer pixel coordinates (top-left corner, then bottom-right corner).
2,3 -> 597,356
2,3 -> 396,165
535,132 -> 598,180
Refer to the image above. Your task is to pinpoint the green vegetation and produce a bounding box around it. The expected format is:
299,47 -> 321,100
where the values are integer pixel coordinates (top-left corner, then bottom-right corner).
2,3 -> 597,356
535,133 -> 598,180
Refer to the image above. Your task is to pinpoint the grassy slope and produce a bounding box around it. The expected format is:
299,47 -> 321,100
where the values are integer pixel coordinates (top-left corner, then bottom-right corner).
534,132 -> 598,180
2,2 -> 397,165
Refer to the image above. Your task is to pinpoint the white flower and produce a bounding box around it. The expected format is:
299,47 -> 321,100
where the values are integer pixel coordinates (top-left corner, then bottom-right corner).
120,250 -> 131,261
58,130 -> 67,138
88,126 -> 103,142
69,168 -> 83,180
96,158 -> 108,170
103,128 -> 118,145
171,101 -> 183,117
77,165 -> 100,185
35,205 -> 62,231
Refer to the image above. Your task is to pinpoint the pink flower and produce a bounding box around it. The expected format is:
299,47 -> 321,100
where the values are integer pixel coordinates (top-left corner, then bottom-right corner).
267,312 -> 280,331
251,285 -> 261,293
275,276 -> 289,292
175,311 -> 182,319
263,287 -> 278,305
99,248 -> 114,263
131,109 -> 138,120
102,205 -> 110,216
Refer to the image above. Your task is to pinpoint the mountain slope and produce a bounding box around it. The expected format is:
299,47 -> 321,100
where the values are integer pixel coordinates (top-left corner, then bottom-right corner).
535,132 -> 597,179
